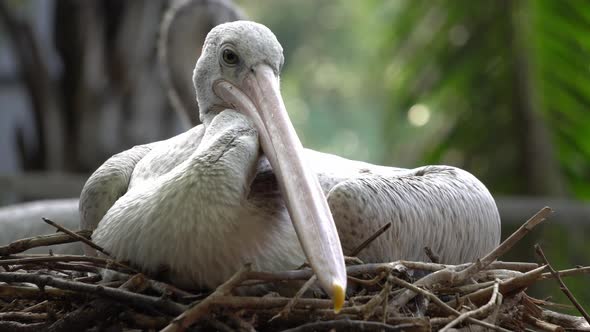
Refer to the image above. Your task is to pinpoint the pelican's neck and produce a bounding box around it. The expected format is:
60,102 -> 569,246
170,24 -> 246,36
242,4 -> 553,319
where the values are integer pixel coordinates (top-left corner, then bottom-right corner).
198,103 -> 230,127
199,110 -> 215,127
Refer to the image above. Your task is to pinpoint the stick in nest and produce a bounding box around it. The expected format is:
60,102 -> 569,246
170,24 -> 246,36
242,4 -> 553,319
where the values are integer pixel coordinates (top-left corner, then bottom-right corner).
361,274 -> 393,320
0,230 -> 92,256
440,279 -> 502,331
348,222 -> 392,257
535,244 -> 590,325
541,266 -> 590,279
392,206 -> 552,308
42,218 -> 111,257
293,222 -> 391,270
271,221 -> 393,322
0,272 -> 185,316
280,319 -> 415,332
388,275 -> 510,332
1,254 -> 138,274
424,246 -> 440,264
270,275 -> 318,322
161,264 -> 253,332
46,274 -> 148,331
457,206 -> 553,280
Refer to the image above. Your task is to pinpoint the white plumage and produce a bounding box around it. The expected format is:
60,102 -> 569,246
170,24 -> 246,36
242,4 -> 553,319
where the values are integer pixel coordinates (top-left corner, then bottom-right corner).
79,21 -> 500,295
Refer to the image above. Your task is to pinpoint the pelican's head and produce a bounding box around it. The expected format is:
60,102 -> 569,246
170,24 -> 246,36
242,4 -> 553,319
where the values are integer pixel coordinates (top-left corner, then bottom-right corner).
193,21 -> 283,125
193,21 -> 347,312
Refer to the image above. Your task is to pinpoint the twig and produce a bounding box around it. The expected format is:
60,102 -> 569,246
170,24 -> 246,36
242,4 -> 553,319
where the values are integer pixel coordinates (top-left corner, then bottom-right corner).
388,275 -> 510,332
440,279 -> 501,331
475,268 -> 524,280
442,265 -> 546,311
381,282 -> 389,324
486,261 -> 539,272
281,319 -> 415,332
424,246 -> 440,263
524,314 -> 565,332
457,207 -> 552,280
0,284 -> 79,300
541,266 -> 590,280
162,264 -> 252,332
240,260 -> 537,286
348,271 -> 386,286
42,218 -> 111,257
22,300 -> 49,313
535,244 -> 590,325
392,207 -> 551,308
47,274 -> 149,332
0,272 -> 185,315
270,275 -> 318,321
362,275 -> 392,320
542,309 -> 590,329
224,311 -> 257,332
345,256 -> 364,265
0,231 -> 92,256
348,222 -> 392,257
119,311 -> 171,330
0,254 -> 137,274
292,222 -> 391,270
0,311 -> 49,323
147,279 -> 196,299
48,262 -> 102,274
0,321 -> 49,332
437,280 -> 496,295
216,296 -> 352,314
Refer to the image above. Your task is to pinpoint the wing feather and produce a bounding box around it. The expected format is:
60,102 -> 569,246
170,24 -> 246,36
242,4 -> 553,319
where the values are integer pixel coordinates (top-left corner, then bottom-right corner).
79,144 -> 153,235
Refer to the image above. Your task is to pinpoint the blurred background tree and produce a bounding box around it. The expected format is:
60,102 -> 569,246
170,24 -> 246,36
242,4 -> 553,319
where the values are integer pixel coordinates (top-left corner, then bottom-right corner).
0,0 -> 588,312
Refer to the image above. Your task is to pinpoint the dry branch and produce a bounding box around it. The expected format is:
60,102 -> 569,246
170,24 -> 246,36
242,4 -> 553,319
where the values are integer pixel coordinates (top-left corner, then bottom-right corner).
1,254 -> 137,274
281,319 -> 416,331
0,311 -> 48,323
535,244 -> 590,325
46,274 -> 149,332
271,274 -> 318,321
392,207 -> 552,308
456,206 -> 553,280
440,279 -> 502,331
389,275 -> 510,332
348,222 -> 392,257
0,230 -> 92,256
0,272 -> 185,316
541,266 -> 590,279
42,218 -> 110,256
161,264 -> 252,332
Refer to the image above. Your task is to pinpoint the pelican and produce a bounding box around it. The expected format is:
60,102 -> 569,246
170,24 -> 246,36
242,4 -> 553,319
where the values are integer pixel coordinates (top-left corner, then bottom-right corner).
79,21 -> 501,311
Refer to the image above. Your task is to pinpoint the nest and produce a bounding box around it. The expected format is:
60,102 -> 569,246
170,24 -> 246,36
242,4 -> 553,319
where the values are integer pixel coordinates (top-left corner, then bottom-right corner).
1,207 -> 589,331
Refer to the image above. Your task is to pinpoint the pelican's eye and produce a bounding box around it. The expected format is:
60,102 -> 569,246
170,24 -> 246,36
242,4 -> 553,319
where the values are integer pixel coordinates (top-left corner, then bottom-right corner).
222,48 -> 239,66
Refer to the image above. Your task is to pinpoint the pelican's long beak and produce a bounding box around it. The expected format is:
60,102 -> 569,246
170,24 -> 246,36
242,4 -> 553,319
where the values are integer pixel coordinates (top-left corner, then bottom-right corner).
214,64 -> 346,312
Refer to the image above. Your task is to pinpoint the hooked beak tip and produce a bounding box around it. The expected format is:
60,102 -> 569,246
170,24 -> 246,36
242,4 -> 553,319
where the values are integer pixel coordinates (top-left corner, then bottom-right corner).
332,281 -> 345,313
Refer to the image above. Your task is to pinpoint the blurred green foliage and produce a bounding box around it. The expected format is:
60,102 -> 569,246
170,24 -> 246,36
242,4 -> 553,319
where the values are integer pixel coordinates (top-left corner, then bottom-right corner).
241,0 -> 590,199
240,0 -> 386,163
240,0 -> 590,314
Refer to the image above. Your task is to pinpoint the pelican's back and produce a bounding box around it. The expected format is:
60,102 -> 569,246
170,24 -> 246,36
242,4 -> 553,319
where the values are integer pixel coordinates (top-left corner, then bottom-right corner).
327,165 -> 501,264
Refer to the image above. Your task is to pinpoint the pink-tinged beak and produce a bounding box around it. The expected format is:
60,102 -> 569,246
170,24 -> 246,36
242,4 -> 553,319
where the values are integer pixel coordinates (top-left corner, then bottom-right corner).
213,64 -> 346,312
